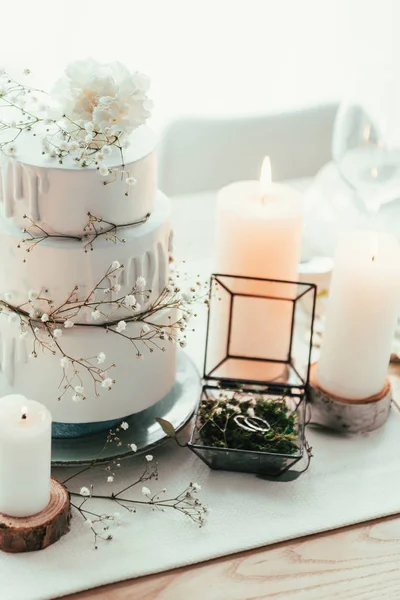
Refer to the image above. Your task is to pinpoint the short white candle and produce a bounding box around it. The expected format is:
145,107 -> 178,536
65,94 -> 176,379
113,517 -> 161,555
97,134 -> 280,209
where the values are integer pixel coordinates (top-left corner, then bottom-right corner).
210,158 -> 303,381
317,231 -> 400,400
0,395 -> 52,517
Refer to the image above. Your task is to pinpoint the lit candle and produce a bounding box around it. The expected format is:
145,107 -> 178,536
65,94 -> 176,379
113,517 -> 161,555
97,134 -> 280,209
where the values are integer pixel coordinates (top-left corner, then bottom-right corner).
317,231 -> 400,399
214,157 -> 303,281
0,395 -> 52,517
210,158 -> 303,382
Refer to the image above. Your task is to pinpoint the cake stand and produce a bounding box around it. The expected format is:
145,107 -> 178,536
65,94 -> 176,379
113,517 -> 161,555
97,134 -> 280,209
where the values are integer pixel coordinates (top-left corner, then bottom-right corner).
51,352 -> 200,466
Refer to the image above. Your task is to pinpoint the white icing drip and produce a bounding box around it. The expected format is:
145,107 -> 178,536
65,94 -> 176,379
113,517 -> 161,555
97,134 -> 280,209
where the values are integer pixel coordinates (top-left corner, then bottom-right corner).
16,334 -> 28,365
25,166 -> 40,221
4,161 -> 14,217
14,163 -> 23,202
157,240 -> 168,290
2,335 -> 15,385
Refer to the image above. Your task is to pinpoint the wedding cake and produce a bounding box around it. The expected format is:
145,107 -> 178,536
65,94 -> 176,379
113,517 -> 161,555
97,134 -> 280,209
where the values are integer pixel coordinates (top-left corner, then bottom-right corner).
0,59 -> 189,433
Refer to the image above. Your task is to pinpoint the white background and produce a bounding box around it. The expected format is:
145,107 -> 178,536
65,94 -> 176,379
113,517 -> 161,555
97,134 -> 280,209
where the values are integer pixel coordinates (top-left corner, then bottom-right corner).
1,0 -> 399,130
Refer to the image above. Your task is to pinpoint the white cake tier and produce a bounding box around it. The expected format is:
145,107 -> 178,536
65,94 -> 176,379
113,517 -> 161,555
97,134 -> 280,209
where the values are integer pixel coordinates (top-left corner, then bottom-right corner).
0,192 -> 172,323
0,314 -> 177,423
0,125 -> 157,235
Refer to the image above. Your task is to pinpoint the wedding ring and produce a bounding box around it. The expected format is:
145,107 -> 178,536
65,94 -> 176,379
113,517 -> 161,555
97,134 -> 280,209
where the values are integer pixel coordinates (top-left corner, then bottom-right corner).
233,414 -> 271,433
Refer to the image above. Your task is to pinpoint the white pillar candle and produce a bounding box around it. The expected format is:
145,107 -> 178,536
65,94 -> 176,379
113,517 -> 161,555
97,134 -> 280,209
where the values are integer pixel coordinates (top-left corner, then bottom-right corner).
0,395 -> 52,517
210,158 -> 303,382
317,231 -> 400,400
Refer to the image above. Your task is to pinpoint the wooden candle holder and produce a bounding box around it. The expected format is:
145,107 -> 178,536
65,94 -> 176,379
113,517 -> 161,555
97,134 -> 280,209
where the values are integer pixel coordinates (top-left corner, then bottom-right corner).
308,363 -> 392,434
0,478 -> 71,553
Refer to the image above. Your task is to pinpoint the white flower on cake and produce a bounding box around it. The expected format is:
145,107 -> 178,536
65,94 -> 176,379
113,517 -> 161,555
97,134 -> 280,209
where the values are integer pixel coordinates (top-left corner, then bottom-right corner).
53,328 -> 63,338
28,290 -> 38,301
41,313 -> 49,323
136,276 -> 146,289
52,58 -> 152,140
60,356 -> 71,368
2,143 -> 16,156
64,319 -> 74,328
101,377 -> 114,389
91,310 -> 101,321
112,284 -> 121,293
97,352 -> 106,364
80,487 -> 91,497
75,385 -> 84,394
145,454 -> 153,462
72,394 -> 83,403
124,294 -> 136,307
130,443 -> 137,452
99,166 -> 109,177
116,320 -> 127,333
126,176 -> 137,186
141,486 -> 151,496
102,145 -> 112,157
107,476 -> 114,483
111,261 -> 121,270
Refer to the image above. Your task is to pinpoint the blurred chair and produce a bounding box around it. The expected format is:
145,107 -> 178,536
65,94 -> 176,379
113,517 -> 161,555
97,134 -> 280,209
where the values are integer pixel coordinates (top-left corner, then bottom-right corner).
158,104 -> 338,196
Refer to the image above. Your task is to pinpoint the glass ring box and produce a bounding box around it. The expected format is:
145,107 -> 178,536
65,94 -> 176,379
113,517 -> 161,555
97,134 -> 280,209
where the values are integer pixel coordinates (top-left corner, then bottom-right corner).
188,274 -> 316,476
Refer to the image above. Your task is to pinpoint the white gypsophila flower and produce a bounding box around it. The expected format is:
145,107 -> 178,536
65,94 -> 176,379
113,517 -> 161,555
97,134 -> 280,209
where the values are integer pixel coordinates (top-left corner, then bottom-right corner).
53,328 -> 63,338
85,133 -> 94,144
2,143 -> 17,156
124,294 -> 136,307
113,284 -> 121,292
91,310 -> 101,321
192,483 -> 201,492
247,407 -> 255,418
72,394 -> 82,403
75,385 -> 84,394
107,475 -> 114,483
130,443 -> 137,452
41,313 -> 49,323
60,356 -> 71,369
84,519 -> 93,527
34,327 -> 40,334
59,140 -> 69,151
136,276 -> 146,290
120,421 -> 129,430
215,407 -> 222,416
97,351 -> 106,364
141,486 -> 151,496
116,320 -> 127,333
28,289 -> 38,301
8,313 -> 18,324
111,260 -> 121,269
52,58 -> 152,143
99,165 -> 109,177
101,377 -> 114,389
126,176 -> 137,186
182,291 -> 192,302
233,405 -> 241,414
68,140 -> 80,153
102,145 -> 112,156
64,319 -> 74,328
145,454 -> 153,462
29,308 -> 37,318
3,292 -> 12,302
80,486 -> 90,497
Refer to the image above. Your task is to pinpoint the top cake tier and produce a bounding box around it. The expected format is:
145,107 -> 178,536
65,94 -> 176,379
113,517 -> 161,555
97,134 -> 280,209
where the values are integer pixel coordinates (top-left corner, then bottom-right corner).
0,125 -> 157,236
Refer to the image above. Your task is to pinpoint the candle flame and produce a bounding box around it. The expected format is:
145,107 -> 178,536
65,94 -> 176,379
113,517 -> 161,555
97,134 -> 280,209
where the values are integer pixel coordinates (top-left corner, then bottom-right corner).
21,405 -> 28,420
259,156 -> 272,197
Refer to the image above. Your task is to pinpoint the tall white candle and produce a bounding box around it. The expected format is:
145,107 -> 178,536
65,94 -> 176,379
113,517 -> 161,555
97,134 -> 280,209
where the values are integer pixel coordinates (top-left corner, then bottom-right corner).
317,231 -> 400,400
210,158 -> 303,382
0,395 -> 52,517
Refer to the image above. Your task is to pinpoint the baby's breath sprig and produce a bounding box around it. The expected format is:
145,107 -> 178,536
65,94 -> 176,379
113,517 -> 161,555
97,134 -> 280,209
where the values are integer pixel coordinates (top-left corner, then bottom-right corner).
63,423 -> 207,548
18,211 -> 151,259
0,262 -> 207,403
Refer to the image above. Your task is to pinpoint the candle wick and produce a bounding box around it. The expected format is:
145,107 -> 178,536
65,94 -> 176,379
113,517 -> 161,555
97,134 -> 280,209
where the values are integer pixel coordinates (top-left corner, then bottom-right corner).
21,413 -> 27,420
372,256 -> 375,262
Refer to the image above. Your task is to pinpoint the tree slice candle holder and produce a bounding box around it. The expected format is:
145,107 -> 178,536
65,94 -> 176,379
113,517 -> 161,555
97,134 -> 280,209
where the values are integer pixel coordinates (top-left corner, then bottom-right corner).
308,363 -> 392,434
0,478 -> 71,553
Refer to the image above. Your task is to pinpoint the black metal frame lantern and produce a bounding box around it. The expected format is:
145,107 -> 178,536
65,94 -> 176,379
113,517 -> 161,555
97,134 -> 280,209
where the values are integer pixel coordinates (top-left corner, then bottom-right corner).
188,274 -> 316,476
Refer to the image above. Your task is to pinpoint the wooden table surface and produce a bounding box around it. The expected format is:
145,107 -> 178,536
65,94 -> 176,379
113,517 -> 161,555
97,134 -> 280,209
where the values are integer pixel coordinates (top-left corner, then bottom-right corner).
65,192 -> 400,600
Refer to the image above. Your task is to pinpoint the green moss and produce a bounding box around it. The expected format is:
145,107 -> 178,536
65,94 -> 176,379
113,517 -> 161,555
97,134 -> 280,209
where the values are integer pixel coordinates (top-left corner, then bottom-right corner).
197,394 -> 299,455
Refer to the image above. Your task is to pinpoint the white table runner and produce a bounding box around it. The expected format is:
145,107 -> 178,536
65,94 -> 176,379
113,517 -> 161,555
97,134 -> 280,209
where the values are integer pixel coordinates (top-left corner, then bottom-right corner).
2,405 -> 400,600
